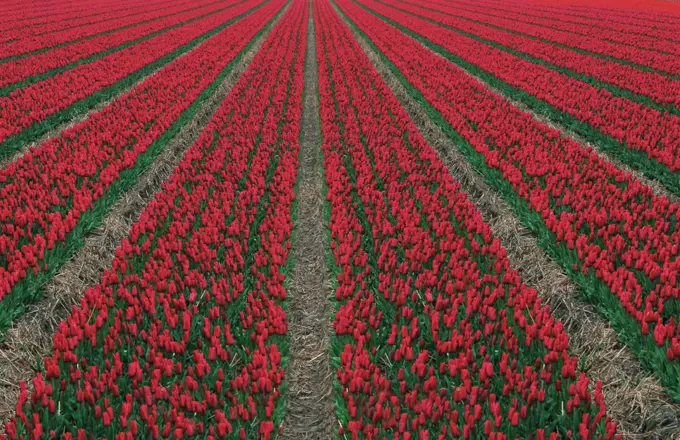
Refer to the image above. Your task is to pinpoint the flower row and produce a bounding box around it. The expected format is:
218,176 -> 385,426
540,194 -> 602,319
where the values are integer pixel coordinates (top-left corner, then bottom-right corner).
396,0 -> 680,114
0,0 -> 144,32
504,0 -> 680,40
0,0 -> 232,90
454,4 -> 680,76
355,0 -> 680,185
317,0 -> 618,438
0,0 -> 285,334
1,1 -> 306,438
0,0 -> 227,60
337,0 -> 680,398
420,0 -> 680,57
515,0 -> 680,36
453,0 -> 680,72
0,0 -> 264,154
0,0 -> 184,43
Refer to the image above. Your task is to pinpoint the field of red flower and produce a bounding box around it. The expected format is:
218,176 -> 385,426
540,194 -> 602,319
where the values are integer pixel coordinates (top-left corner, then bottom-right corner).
336,0 -> 680,397
0,0 -> 679,438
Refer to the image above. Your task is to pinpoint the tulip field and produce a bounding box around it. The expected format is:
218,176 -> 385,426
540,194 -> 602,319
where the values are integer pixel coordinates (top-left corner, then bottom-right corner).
1,0 -> 680,438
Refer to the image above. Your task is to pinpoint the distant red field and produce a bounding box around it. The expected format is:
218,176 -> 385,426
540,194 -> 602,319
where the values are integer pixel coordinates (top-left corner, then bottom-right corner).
533,0 -> 680,12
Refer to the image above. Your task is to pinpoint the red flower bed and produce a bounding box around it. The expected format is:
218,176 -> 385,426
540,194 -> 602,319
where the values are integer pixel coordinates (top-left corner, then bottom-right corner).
0,0 -> 285,332
0,0 -> 266,149
0,0 -> 191,43
0,0 -> 147,32
413,0 -> 680,58
0,0 -> 242,60
0,0 -> 239,90
461,0 -> 678,46
520,0 -> 680,30
336,0 -> 680,400
386,1 -> 680,76
477,0 -> 680,39
354,0 -> 680,177
1,1 -> 306,437
382,0 -> 680,114
317,0 -> 618,437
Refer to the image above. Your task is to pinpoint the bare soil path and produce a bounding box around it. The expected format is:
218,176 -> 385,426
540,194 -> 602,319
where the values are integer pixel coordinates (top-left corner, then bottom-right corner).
280,2 -> 336,438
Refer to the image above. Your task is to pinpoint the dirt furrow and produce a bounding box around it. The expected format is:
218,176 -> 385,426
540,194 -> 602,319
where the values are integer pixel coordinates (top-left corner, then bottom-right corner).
280,2 -> 336,438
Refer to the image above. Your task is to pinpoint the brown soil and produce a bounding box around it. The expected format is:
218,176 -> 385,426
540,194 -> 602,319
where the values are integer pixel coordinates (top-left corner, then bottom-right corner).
279,2 -> 336,439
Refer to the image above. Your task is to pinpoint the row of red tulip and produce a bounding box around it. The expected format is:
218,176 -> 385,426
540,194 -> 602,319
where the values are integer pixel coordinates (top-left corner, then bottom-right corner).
400,3 -> 680,77
0,0 -> 285,335
317,0 -> 618,438
0,0 -> 236,60
1,1 -> 305,438
486,0 -> 680,38
415,0 -> 680,58
336,0 -> 680,401
427,0 -> 680,41
548,4 -> 680,28
0,0 -> 264,152
393,0 -> 680,114
0,0 -> 235,90
0,0 -> 142,30
355,0 -> 680,184
0,0 -> 191,43
0,0 -> 139,13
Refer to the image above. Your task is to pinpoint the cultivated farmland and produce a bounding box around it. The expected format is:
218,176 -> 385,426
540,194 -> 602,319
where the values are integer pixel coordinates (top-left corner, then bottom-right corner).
0,0 -> 679,438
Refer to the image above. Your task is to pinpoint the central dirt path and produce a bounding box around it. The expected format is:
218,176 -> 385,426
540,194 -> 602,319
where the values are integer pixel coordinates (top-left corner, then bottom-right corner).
281,1 -> 336,438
